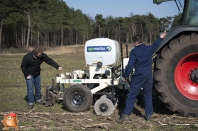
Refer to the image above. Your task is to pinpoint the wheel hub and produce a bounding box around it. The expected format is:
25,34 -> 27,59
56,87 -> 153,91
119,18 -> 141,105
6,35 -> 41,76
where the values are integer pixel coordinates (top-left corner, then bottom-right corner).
71,92 -> 85,105
190,68 -> 198,83
174,53 -> 198,100
94,96 -> 115,116
99,103 -> 108,112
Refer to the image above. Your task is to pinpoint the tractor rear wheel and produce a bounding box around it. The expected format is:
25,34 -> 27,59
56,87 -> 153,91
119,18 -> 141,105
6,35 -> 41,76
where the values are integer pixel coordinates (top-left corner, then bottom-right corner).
63,84 -> 93,112
154,33 -> 198,117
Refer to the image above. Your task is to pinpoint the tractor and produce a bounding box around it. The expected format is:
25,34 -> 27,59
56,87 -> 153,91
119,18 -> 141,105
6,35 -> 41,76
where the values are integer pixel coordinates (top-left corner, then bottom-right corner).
43,0 -> 198,117
153,0 -> 198,117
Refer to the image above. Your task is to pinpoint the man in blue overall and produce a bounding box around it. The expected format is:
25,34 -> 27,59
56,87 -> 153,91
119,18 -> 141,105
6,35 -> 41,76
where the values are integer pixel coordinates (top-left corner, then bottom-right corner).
117,32 -> 166,123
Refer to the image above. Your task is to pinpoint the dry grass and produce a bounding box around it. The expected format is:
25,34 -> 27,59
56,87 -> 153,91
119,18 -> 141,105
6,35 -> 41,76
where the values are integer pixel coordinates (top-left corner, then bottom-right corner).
44,45 -> 85,55
1,43 -> 134,56
44,44 -> 134,56
46,44 -> 134,56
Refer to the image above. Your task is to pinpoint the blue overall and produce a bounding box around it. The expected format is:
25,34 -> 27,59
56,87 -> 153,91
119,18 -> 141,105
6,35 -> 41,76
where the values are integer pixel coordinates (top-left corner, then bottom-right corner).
123,38 -> 162,116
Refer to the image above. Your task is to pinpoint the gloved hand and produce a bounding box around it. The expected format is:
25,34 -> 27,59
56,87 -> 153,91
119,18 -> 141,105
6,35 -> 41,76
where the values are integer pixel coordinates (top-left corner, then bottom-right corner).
58,67 -> 62,70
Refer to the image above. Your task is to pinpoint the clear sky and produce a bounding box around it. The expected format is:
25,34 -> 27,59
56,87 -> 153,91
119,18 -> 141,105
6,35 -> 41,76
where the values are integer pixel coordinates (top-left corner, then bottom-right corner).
64,0 -> 184,18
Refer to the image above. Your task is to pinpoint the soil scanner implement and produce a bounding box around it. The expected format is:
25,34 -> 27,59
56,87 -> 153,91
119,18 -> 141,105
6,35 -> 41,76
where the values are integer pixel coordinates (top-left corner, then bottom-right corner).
43,38 -> 131,116
43,0 -> 198,117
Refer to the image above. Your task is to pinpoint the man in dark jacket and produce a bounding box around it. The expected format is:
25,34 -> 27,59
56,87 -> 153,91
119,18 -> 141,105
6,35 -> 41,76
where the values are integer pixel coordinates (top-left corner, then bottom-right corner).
21,47 -> 62,109
117,32 -> 166,123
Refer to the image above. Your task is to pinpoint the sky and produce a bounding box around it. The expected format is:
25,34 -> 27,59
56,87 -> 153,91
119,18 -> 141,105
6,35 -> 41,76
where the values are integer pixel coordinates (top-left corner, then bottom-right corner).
64,0 -> 184,18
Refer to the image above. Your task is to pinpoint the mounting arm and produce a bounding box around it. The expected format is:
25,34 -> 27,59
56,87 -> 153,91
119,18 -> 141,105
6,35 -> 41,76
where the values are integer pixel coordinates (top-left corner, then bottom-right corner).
153,0 -> 182,12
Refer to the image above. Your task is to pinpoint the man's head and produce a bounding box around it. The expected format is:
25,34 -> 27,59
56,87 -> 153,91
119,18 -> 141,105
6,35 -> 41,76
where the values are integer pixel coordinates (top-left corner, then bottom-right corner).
33,47 -> 43,58
132,35 -> 142,46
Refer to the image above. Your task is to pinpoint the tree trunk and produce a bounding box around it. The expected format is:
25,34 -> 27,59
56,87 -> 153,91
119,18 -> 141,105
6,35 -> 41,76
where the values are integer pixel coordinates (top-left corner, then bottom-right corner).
31,31 -> 32,46
22,30 -> 23,47
57,30 -> 59,46
118,26 -> 120,44
71,31 -> 73,45
141,24 -> 143,42
76,32 -> 77,45
24,10 -> 31,49
126,31 -> 129,43
37,30 -> 40,46
15,25 -> 18,47
149,30 -> 152,44
22,28 -> 26,48
61,26 -> 63,46
86,31 -> 88,41
98,25 -> 100,37
115,27 -> 117,40
0,20 -> 3,52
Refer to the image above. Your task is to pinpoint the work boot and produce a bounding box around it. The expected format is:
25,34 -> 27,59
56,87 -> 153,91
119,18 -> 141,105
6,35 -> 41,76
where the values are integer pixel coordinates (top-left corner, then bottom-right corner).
28,104 -> 34,109
144,115 -> 152,121
116,114 -> 130,124
36,100 -> 43,104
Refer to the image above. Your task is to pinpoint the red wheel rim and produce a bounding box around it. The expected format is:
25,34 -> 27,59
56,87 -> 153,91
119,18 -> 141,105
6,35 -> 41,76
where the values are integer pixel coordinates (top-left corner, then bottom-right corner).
174,53 -> 198,100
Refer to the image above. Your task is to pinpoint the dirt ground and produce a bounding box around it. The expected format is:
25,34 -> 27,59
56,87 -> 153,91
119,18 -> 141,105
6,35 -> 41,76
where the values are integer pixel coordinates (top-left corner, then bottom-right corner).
0,94 -> 198,131
0,53 -> 198,131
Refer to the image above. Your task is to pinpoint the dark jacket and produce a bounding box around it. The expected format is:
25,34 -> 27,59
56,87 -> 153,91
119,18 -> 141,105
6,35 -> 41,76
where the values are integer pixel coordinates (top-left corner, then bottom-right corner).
21,52 -> 60,78
124,38 -> 162,78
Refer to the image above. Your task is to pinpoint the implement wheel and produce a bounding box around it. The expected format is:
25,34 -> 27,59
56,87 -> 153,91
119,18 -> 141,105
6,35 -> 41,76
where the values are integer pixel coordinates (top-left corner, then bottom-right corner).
63,84 -> 93,112
94,95 -> 115,116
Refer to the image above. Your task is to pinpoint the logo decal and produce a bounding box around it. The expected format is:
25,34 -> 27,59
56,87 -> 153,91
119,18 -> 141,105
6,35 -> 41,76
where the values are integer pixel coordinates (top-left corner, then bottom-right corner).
87,46 -> 112,52
68,80 -> 82,83
73,80 -> 82,83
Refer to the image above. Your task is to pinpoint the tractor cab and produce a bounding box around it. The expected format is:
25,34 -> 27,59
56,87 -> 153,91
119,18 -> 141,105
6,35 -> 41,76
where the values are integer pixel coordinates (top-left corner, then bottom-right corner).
154,0 -> 198,25
182,0 -> 198,25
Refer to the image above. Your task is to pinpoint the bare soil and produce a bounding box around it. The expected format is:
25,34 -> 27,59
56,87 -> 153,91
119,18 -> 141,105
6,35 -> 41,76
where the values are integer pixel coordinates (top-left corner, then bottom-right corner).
0,93 -> 198,131
0,52 -> 197,131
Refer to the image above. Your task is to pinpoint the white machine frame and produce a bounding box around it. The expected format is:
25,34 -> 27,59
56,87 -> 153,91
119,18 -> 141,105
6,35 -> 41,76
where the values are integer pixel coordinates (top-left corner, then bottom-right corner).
56,57 -> 130,94
43,38 -> 132,116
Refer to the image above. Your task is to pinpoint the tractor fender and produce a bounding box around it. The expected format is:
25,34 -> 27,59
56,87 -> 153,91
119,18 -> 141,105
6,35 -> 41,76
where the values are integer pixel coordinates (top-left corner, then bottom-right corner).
156,25 -> 198,52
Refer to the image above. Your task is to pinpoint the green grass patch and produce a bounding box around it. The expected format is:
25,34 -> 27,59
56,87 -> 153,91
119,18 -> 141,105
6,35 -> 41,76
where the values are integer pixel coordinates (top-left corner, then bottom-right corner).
0,53 -> 197,131
0,54 -> 87,112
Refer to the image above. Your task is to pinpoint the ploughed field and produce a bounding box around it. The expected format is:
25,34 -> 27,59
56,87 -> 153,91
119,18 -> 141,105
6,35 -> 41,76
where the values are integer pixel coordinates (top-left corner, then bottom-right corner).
0,54 -> 197,131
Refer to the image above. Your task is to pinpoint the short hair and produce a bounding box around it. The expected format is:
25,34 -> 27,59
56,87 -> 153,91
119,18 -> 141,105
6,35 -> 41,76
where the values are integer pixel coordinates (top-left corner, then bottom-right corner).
132,35 -> 142,44
33,46 -> 43,55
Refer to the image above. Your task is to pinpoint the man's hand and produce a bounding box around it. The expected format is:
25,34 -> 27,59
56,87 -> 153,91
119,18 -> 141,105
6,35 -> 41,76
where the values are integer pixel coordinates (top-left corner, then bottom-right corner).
58,67 -> 62,71
123,77 -> 127,82
27,75 -> 31,79
160,30 -> 167,39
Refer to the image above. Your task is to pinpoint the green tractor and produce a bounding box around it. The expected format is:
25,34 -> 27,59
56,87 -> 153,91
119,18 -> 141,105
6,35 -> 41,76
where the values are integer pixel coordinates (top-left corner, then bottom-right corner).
153,0 -> 198,117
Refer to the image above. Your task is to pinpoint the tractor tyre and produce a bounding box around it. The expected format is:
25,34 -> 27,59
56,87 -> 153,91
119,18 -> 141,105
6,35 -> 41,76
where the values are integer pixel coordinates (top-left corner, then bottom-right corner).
154,33 -> 198,117
63,84 -> 93,112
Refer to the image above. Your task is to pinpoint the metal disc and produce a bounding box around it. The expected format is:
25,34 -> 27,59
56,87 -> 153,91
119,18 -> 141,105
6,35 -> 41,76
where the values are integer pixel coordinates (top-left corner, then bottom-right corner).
94,96 -> 115,116
42,94 -> 53,106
